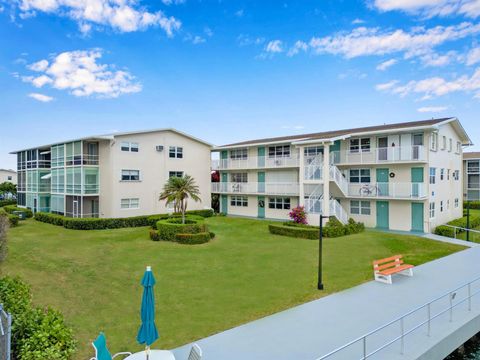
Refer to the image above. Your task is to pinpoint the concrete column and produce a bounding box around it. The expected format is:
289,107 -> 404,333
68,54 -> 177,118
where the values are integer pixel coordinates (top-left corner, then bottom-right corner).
322,143 -> 330,216
299,146 -> 305,207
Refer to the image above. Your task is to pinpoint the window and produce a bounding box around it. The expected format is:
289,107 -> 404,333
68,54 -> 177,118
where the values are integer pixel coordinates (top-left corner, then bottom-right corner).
429,167 -> 436,184
430,133 -> 438,151
449,138 -> 452,152
442,136 -> 447,150
349,138 -> 370,153
440,168 -> 444,181
349,169 -> 371,183
121,198 -> 139,209
230,149 -> 248,160
121,170 -> 140,181
169,171 -> 183,178
350,200 -> 371,215
429,202 -> 435,219
447,169 -> 450,180
231,173 -> 248,182
440,201 -> 444,212
268,197 -> 291,210
268,145 -> 290,158
456,141 -> 462,154
467,160 -> 480,174
455,198 -> 459,208
7,176 -> 12,181
169,146 -> 183,158
304,146 -> 323,157
453,170 -> 460,181
120,141 -> 139,152
231,196 -> 248,207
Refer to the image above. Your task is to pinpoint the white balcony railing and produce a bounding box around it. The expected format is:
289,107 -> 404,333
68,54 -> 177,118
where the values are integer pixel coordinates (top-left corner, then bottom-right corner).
211,182 -> 299,196
212,154 -> 300,170
329,165 -> 348,195
330,199 -> 348,224
348,182 -> 426,199
330,145 -> 426,165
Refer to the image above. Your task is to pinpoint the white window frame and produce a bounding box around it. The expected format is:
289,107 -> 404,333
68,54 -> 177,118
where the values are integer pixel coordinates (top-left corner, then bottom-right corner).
231,172 -> 248,183
456,141 -> 461,154
429,167 -> 436,184
350,200 -> 371,215
169,146 -> 183,159
440,168 -> 444,181
268,197 -> 291,210
442,136 -> 447,150
121,198 -> 140,209
121,169 -> 140,181
169,171 -> 184,178
121,141 -> 139,152
430,133 -> 438,151
349,138 -> 371,153
231,195 -> 248,207
429,202 -> 435,219
349,168 -> 371,183
455,198 -> 459,208
230,148 -> 248,160
448,138 -> 452,152
440,200 -> 444,212
268,145 -> 290,158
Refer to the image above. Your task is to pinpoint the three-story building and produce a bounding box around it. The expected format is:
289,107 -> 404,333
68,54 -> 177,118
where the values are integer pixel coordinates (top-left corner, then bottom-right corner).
212,118 -> 471,232
12,129 -> 212,218
464,152 -> 480,201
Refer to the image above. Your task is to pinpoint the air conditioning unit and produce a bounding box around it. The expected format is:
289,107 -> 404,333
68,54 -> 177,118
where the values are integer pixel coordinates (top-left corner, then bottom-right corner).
156,145 -> 164,152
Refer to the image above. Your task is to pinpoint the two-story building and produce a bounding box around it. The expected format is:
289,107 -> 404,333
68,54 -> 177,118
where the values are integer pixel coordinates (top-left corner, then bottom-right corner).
212,118 -> 471,232
463,152 -> 480,201
0,169 -> 17,185
11,129 -> 212,218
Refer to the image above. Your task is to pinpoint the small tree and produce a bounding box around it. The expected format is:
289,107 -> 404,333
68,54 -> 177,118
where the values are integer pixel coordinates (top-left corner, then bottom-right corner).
289,206 -> 308,224
159,175 -> 201,224
0,182 -> 16,198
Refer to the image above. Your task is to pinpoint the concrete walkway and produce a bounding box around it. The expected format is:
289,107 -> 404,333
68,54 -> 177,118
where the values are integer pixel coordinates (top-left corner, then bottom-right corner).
172,246 -> 480,360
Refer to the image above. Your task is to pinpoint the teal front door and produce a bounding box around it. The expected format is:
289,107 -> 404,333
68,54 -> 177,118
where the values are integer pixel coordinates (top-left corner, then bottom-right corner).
411,203 -> 424,232
376,168 -> 389,196
411,167 -> 424,198
221,195 -> 228,215
258,196 -> 265,218
376,201 -> 389,229
258,172 -> 265,193
258,147 -> 265,168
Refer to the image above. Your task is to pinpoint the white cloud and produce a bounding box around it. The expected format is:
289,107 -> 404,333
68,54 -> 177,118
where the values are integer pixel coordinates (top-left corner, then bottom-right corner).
184,33 -> 206,44
28,93 -> 54,102
14,0 -> 181,34
287,41 -> 309,57
417,106 -> 448,112
420,50 -> 458,66
235,9 -> 244,17
204,27 -> 213,37
265,40 -> 283,53
352,18 -> 365,24
237,34 -> 265,47
373,0 -> 480,18
161,0 -> 185,5
376,58 -> 397,70
308,22 -> 480,59
466,47 -> 480,65
22,49 -> 141,98
375,80 -> 399,91
376,67 -> 480,99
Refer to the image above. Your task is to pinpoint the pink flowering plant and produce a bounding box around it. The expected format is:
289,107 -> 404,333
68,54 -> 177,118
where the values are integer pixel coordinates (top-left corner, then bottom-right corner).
289,205 -> 308,224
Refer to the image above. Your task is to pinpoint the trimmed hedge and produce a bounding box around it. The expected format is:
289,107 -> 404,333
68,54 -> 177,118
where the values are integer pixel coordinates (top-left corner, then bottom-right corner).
465,201 -> 480,210
156,217 -> 206,241
0,276 -> 76,360
0,199 -> 16,207
3,205 -> 33,218
175,232 -> 212,244
270,217 -> 364,239
434,213 -> 480,238
34,209 -> 214,230
0,207 -> 18,227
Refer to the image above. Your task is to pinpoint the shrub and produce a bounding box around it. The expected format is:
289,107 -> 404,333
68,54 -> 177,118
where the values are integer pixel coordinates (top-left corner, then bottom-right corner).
156,217 -> 206,241
35,212 -> 65,226
175,232 -> 212,244
62,215 -> 155,230
270,217 -> 364,239
0,209 -> 8,263
0,199 -> 17,207
8,214 -> 19,227
185,209 -> 214,218
0,276 -> 76,360
434,213 -> 480,237
149,229 -> 160,241
433,225 -> 455,237
289,206 -> 307,224
3,205 -> 33,218
465,201 -> 480,210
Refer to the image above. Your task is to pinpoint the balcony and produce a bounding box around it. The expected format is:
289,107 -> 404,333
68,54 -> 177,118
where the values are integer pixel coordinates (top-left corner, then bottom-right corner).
66,154 -> 99,166
347,182 -> 427,199
331,145 -> 426,165
212,182 -> 299,196
212,155 -> 300,170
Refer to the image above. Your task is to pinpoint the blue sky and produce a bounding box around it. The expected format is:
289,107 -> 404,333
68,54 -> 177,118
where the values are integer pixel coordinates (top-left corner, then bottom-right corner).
1,0 -> 480,168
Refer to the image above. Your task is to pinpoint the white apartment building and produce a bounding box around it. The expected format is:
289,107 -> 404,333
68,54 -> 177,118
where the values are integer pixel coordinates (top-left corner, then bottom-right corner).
464,152 -> 480,201
11,129 -> 212,218
212,118 -> 471,233
0,169 -> 17,184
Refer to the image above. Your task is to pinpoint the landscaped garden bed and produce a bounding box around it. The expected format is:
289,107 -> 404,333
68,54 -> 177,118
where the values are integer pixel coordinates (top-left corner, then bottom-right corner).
149,216 -> 214,244
269,217 -> 364,239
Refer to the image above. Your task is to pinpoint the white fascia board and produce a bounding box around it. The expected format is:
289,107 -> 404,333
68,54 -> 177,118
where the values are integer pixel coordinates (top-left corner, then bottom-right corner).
213,138 -> 313,151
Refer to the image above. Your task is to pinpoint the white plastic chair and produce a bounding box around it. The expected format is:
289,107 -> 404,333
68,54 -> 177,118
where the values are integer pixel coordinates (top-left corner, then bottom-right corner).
187,344 -> 202,360
89,332 -> 132,360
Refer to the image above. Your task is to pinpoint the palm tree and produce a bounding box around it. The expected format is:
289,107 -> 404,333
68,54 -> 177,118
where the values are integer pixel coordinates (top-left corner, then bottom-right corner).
159,174 -> 201,224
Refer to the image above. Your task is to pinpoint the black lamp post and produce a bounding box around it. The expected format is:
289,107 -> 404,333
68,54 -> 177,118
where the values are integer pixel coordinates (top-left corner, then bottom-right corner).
318,214 -> 329,290
466,200 -> 471,242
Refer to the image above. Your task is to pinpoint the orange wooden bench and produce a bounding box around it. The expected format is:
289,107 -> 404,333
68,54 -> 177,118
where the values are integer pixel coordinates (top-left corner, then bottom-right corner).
373,255 -> 414,284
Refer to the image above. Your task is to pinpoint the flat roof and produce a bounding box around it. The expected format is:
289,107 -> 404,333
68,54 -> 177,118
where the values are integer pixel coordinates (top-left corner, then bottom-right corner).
0,169 -> 16,173
10,128 -> 213,154
464,151 -> 480,160
216,117 -> 472,149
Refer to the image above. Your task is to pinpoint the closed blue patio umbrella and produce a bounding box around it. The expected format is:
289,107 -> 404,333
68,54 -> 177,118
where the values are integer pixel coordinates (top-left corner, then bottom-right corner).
137,266 -> 159,359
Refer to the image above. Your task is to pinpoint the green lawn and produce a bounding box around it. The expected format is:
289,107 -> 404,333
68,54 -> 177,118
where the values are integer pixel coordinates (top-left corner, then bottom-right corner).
1,217 -> 466,359
456,209 -> 480,241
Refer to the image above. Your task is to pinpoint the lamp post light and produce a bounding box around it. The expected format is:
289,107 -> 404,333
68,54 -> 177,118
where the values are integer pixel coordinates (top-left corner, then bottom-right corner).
318,214 -> 329,290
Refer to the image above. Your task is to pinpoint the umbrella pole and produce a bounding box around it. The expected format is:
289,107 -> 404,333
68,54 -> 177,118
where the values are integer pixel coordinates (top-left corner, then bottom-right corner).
146,345 -> 150,360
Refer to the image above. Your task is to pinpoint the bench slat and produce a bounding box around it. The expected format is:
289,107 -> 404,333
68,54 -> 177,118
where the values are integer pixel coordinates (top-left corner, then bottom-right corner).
375,260 -> 404,271
373,255 -> 402,265
379,264 -> 413,276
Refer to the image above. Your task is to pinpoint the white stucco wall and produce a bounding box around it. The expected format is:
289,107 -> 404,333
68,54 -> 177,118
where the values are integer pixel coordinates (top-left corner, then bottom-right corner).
0,170 -> 17,184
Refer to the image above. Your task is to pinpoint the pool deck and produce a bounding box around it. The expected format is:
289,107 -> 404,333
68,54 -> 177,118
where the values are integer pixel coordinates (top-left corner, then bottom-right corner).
172,238 -> 480,360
